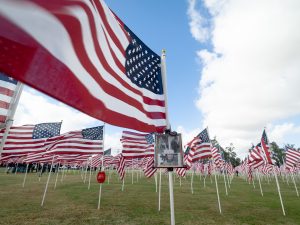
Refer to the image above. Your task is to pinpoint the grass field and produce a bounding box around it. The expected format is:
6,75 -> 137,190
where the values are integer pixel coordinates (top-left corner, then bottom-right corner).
0,169 -> 300,225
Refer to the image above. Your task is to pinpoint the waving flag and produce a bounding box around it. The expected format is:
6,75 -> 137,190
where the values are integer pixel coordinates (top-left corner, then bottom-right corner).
0,0 -> 166,133
261,130 -> 273,164
186,128 -> 212,165
121,131 -> 154,159
0,72 -> 18,125
46,126 -> 104,155
0,122 -> 61,156
285,147 -> 300,171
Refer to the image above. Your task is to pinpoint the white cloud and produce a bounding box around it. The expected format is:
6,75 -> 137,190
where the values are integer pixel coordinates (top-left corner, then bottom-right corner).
189,0 -> 300,157
14,88 -> 98,133
187,0 -> 210,42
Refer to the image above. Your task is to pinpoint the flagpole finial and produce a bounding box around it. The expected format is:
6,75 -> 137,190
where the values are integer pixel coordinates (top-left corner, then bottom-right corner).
162,49 -> 166,56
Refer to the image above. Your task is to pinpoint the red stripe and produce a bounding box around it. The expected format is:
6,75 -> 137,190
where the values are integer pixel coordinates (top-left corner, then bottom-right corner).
0,17 -> 165,133
0,115 -> 6,123
0,86 -> 14,97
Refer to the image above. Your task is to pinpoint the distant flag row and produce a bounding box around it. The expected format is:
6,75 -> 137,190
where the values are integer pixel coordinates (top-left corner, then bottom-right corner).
0,122 -> 104,158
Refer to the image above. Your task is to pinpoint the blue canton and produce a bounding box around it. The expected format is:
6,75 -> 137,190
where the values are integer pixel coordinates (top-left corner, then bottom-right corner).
0,72 -> 18,85
197,128 -> 210,143
104,148 -> 111,156
145,133 -> 154,144
124,25 -> 163,95
32,122 -> 61,139
262,130 -> 269,145
82,126 -> 103,140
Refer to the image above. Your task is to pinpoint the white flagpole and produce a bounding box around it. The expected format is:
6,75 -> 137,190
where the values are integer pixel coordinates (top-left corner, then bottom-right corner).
256,170 -> 264,197
191,170 -> 194,194
168,170 -> 175,225
0,82 -> 24,157
291,172 -> 299,197
88,156 -> 93,190
273,166 -> 286,216
98,124 -> 105,209
214,171 -> 222,214
84,159 -> 89,183
158,169 -> 162,211
22,163 -> 29,188
223,166 -> 228,196
155,172 -> 158,193
41,155 -> 55,207
132,158 -> 134,184
161,49 -> 175,225
54,162 -> 60,189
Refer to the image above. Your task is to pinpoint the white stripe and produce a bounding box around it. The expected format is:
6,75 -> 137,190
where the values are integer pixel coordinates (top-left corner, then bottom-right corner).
0,94 -> 12,103
0,80 -> 17,91
0,108 -> 8,116
0,1 -> 166,127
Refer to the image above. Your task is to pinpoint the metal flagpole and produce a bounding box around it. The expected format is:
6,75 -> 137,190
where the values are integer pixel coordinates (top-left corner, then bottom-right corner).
291,173 -> 299,197
214,170 -> 222,214
223,165 -> 228,196
41,155 -> 55,207
158,169 -> 162,211
191,170 -> 194,194
54,162 -> 60,189
0,82 -> 24,157
88,156 -> 93,190
256,170 -> 264,197
161,49 -> 175,225
273,166 -> 286,215
22,163 -> 29,188
98,123 -> 105,209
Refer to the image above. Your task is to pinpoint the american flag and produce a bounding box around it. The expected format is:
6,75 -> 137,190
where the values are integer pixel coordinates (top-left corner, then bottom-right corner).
121,131 -> 154,159
0,72 -> 18,125
186,128 -> 212,166
211,144 -> 222,168
248,143 -> 265,169
117,154 -> 126,180
0,122 -> 61,156
46,126 -> 104,155
143,156 -> 157,178
0,0 -> 166,133
261,129 -> 273,164
285,147 -> 300,171
104,148 -> 111,156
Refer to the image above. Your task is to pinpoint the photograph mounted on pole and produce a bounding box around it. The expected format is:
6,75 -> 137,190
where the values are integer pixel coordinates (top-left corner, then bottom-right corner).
154,132 -> 184,168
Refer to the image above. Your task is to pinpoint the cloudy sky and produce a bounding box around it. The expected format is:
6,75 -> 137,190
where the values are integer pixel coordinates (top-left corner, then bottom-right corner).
11,0 -> 300,157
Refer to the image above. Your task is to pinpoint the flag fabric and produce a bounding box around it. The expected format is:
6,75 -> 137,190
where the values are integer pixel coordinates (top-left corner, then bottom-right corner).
104,148 -> 111,156
0,72 -> 18,125
285,147 -> 300,171
117,154 -> 126,180
121,131 -> 154,159
0,0 -> 166,133
261,130 -> 273,164
0,122 -> 61,156
143,156 -> 157,178
186,128 -> 212,166
46,126 -> 104,155
211,144 -> 222,168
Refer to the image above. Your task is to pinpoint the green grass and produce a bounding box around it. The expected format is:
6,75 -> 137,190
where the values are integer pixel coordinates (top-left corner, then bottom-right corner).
0,169 -> 300,225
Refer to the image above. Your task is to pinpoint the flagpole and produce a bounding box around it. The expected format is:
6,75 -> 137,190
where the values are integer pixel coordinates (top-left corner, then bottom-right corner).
22,163 -> 29,188
54,162 -> 60,189
88,156 -> 93,190
0,82 -> 24,157
158,168 -> 162,211
273,166 -> 286,215
161,49 -> 175,225
41,155 -> 55,207
98,123 -> 105,210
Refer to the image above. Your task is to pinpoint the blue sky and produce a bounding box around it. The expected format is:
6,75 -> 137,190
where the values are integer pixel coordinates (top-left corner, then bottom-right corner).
13,0 -> 300,157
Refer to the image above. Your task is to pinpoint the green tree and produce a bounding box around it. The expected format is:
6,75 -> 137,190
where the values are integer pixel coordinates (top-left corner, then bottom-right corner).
270,142 -> 285,166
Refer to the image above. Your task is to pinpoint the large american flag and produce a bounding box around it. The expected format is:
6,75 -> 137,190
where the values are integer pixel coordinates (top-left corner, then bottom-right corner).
0,122 -> 61,156
0,72 -> 18,125
0,0 -> 166,133
121,131 -> 154,159
46,126 -> 104,155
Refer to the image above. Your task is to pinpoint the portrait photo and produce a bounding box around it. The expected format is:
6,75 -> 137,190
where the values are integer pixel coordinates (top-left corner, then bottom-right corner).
154,133 -> 183,168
